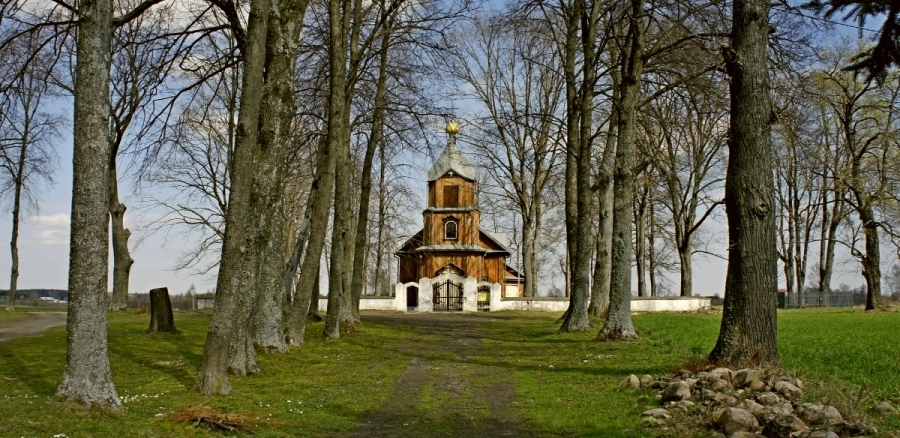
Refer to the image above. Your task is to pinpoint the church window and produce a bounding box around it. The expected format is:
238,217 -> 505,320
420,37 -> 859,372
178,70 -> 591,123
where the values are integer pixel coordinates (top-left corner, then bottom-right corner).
445,221 -> 458,240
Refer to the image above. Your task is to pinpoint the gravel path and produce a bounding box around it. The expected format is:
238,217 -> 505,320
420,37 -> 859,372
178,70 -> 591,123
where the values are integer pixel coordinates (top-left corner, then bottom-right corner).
0,312 -> 66,343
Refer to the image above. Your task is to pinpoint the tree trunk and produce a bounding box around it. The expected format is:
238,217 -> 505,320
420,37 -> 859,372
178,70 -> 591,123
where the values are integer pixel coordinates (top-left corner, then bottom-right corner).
859,205 -> 881,310
648,206 -> 658,297
560,0 -> 600,332
708,0 -> 779,367
589,81 -> 619,317
196,0 -> 272,395
597,0 -> 643,342
56,0 -> 121,409
251,0 -> 310,354
522,216 -> 538,298
109,160 -> 133,312
148,287 -> 176,333
679,244 -> 692,297
348,21 -> 391,315
323,0 -> 352,340
818,194 -> 841,295
285,137 -> 333,345
6,141 -> 26,312
634,193 -> 646,298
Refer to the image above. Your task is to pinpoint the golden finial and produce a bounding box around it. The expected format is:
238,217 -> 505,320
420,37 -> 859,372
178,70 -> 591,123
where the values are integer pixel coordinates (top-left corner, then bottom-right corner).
446,121 -> 460,135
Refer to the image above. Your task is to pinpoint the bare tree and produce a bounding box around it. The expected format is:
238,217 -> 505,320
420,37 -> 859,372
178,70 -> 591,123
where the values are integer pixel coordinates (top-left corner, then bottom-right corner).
0,31 -> 61,312
443,13 -> 565,299
709,0 -> 780,366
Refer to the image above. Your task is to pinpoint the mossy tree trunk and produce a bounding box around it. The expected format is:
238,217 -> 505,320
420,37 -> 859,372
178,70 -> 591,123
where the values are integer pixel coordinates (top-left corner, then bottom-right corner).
196,0 -> 272,395
56,0 -> 121,410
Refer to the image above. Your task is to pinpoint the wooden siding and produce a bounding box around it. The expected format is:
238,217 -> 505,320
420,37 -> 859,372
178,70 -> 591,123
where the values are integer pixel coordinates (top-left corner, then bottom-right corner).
427,176 -> 476,208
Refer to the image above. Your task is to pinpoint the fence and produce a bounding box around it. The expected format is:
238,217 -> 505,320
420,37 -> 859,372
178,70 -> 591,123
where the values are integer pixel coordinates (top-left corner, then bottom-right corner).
779,291 -> 865,308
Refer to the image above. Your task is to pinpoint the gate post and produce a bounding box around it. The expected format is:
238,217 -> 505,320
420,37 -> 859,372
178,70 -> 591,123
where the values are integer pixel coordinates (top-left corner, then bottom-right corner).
394,283 -> 406,312
490,282 -> 502,311
418,277 -> 433,312
463,277 -> 478,312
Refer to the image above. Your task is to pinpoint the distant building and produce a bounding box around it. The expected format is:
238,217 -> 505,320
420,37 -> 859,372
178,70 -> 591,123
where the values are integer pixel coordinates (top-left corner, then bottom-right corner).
395,122 -> 525,307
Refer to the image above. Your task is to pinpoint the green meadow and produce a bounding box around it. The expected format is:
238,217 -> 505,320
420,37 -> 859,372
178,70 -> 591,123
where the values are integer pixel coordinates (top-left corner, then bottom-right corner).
0,307 -> 897,437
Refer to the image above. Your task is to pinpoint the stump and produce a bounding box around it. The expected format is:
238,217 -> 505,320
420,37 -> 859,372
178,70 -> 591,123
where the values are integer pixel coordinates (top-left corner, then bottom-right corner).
148,287 -> 176,333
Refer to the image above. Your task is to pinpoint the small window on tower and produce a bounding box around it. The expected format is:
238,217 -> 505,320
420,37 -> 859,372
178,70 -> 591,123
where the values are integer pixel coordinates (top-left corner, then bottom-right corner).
445,221 -> 458,240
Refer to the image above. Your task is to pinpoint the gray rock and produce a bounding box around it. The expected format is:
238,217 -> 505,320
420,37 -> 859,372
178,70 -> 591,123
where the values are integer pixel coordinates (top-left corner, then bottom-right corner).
756,392 -> 782,406
673,400 -> 695,410
798,403 -> 843,427
748,379 -> 767,392
793,378 -> 803,390
734,369 -> 764,387
642,408 -> 670,420
728,432 -> 765,438
663,380 -> 692,402
807,431 -> 839,438
738,399 -> 766,416
703,434 -> 727,438
765,414 -> 807,437
710,367 -> 734,382
775,380 -> 804,401
716,407 -> 761,433
686,378 -> 699,389
640,374 -> 653,387
620,374 -> 641,389
874,401 -> 898,416
712,379 -> 733,392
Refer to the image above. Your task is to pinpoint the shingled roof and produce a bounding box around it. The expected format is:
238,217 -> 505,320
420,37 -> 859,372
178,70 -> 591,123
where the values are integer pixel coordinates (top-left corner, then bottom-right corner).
426,134 -> 476,182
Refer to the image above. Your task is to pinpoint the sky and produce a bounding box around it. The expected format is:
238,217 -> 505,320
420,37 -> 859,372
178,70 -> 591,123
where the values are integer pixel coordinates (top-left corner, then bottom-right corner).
0,114 -> 870,298
0,4 -> 884,297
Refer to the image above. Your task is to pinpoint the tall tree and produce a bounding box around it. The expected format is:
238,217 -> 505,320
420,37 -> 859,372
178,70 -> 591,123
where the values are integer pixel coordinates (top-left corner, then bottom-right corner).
0,32 -> 61,312
56,0 -> 121,409
196,0 -> 272,395
709,0 -> 779,366
596,0 -> 644,341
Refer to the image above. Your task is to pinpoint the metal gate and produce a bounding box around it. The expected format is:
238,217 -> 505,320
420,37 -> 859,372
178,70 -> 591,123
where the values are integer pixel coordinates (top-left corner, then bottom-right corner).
433,279 -> 463,311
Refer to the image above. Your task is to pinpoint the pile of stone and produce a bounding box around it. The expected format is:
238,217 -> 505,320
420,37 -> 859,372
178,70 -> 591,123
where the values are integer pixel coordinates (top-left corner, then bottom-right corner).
620,367 -> 898,438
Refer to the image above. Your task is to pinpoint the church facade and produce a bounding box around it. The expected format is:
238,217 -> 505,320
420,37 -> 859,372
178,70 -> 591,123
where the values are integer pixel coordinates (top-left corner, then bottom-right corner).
395,122 -> 525,302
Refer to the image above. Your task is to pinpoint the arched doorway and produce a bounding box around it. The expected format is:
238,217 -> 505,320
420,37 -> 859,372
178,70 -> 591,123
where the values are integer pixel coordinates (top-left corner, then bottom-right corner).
406,285 -> 419,308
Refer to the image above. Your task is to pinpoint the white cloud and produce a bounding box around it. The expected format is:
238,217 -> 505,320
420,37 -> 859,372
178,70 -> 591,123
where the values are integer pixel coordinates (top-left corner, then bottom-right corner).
33,213 -> 71,227
34,229 -> 69,246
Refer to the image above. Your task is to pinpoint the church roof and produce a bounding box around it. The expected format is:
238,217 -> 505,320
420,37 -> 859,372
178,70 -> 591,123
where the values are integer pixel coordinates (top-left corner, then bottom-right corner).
426,136 -> 476,182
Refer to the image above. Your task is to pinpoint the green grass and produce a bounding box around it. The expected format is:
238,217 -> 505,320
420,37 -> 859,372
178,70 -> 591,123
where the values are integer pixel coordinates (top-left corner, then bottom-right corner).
0,307 -> 898,437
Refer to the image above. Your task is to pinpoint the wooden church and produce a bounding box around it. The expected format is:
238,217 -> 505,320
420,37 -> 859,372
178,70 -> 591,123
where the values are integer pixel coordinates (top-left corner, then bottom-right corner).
396,122 -> 525,298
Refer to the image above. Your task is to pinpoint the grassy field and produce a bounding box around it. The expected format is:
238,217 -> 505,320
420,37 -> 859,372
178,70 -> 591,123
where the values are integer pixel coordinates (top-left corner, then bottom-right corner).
0,307 -> 897,437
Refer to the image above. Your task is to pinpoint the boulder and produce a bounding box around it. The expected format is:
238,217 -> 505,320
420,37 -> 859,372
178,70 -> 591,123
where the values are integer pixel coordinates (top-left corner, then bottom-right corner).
640,374 -> 653,387
774,381 -> 804,401
738,399 -> 766,416
758,405 -> 806,437
716,407 -> 761,434
756,392 -> 782,406
642,408 -> 670,420
620,374 -> 641,389
748,379 -> 767,392
728,431 -> 766,438
806,431 -> 839,438
874,401 -> 898,416
712,379 -> 733,392
797,403 -> 843,428
709,367 -> 734,382
734,369 -> 764,388
663,380 -> 692,402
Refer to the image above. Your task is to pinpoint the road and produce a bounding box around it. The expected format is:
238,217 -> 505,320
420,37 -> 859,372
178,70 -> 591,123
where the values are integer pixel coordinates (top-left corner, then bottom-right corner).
0,312 -> 66,343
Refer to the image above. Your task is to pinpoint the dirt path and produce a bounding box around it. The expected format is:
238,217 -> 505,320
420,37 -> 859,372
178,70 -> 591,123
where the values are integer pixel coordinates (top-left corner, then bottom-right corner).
0,312 -> 66,343
347,312 -> 533,438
